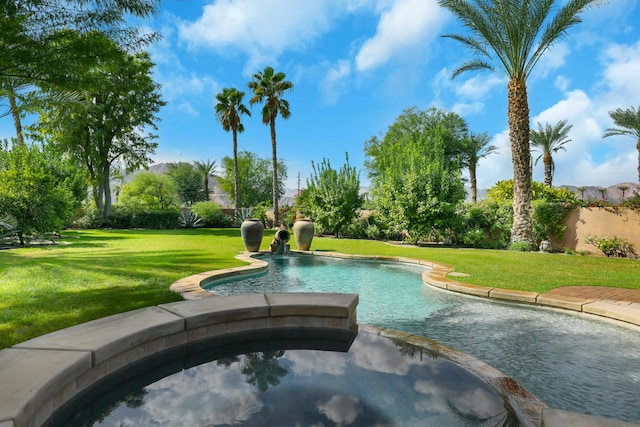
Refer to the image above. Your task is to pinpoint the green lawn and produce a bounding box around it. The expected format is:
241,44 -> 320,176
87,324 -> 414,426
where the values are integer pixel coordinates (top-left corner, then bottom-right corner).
1,228 -> 639,349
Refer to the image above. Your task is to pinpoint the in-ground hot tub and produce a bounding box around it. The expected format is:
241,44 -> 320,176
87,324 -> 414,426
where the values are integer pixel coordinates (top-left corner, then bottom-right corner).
0,293 -> 544,427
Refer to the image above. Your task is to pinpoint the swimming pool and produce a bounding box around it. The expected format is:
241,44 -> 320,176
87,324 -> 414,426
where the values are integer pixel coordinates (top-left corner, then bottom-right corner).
206,254 -> 640,424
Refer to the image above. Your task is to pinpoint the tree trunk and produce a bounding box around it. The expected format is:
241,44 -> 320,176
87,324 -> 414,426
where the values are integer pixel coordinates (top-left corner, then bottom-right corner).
470,162 -> 478,203
507,77 -> 534,245
8,91 -> 24,146
102,163 -> 112,220
543,152 -> 553,187
270,117 -> 279,227
233,130 -> 240,216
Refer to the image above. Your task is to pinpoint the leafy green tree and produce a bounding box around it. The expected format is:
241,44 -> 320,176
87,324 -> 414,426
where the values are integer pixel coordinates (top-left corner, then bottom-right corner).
219,151 -> 287,210
215,87 -> 250,214
461,132 -> 498,203
1,1 -> 159,141
248,66 -> 293,227
439,0 -> 602,245
119,171 -> 178,211
530,120 -> 572,187
365,108 -> 467,243
0,141 -> 77,245
300,154 -> 363,238
167,163 -> 207,206
193,159 -> 217,200
603,106 -> 640,184
34,38 -> 164,221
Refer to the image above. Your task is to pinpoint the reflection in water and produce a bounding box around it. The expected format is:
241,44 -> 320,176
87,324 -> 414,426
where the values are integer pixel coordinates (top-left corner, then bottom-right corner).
241,350 -> 288,392
56,331 -> 521,426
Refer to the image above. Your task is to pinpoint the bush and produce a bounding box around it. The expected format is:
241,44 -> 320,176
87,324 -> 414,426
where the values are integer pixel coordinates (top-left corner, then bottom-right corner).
178,210 -> 202,228
532,200 -> 571,243
508,241 -> 533,252
130,209 -> 180,229
456,201 -> 511,249
585,235 -> 638,259
192,201 -> 235,228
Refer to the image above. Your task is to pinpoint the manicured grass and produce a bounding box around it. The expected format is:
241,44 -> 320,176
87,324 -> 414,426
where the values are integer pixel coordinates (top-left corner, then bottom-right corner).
1,228 -> 639,349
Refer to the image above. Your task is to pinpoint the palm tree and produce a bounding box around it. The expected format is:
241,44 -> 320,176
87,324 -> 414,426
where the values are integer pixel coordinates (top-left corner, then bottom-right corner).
618,185 -> 630,203
577,186 -> 587,201
603,106 -> 640,184
193,159 -> 217,201
530,120 -> 572,187
248,66 -> 293,227
462,132 -> 498,203
215,87 -> 250,215
439,0 -> 602,245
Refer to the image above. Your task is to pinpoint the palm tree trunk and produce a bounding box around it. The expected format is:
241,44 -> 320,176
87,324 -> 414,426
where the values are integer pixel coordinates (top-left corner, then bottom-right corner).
470,162 -> 478,203
543,152 -> 553,187
270,118 -> 279,227
233,130 -> 240,216
8,91 -> 24,146
508,77 -> 534,245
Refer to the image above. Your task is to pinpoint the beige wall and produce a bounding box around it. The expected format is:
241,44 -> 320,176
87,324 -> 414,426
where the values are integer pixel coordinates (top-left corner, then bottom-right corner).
552,207 -> 640,254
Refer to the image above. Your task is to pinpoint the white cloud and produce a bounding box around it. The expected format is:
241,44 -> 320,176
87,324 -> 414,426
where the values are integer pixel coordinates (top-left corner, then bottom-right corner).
533,41 -> 571,79
355,0 -> 447,71
320,60 -> 352,104
178,0 -> 338,73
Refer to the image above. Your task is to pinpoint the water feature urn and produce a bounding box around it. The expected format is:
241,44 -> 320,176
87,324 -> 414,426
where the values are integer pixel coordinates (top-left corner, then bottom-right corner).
241,219 -> 264,252
293,219 -> 315,251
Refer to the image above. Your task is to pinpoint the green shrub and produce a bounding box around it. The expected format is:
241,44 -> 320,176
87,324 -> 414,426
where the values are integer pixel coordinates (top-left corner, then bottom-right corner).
585,235 -> 638,259
532,200 -> 571,243
130,209 -> 180,229
456,201 -> 511,249
191,201 -> 234,228
461,228 -> 486,247
508,241 -> 533,252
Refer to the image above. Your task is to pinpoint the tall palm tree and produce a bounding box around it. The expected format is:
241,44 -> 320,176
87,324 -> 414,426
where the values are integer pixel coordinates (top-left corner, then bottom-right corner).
215,87 -> 250,215
530,120 -> 572,187
248,66 -> 293,227
439,0 -> 602,245
462,132 -> 498,203
193,159 -> 217,201
603,106 -> 640,184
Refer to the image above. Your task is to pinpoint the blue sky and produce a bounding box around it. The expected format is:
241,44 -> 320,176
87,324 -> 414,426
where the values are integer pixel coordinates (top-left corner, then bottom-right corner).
3,0 -> 640,191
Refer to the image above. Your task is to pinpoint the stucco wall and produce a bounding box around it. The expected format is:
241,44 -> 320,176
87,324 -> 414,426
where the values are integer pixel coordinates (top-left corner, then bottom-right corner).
552,207 -> 640,254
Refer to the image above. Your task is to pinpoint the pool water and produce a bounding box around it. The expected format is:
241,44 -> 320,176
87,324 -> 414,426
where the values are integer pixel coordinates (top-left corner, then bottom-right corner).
52,330 -> 520,426
207,255 -> 640,424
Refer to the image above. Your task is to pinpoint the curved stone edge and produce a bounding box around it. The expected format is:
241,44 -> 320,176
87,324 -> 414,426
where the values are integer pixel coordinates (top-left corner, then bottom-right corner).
0,293 -> 358,427
418,258 -> 640,329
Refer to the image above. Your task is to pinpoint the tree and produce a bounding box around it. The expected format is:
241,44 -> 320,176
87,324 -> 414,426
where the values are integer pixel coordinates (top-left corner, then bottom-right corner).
218,151 -> 287,209
215,87 -> 251,215
119,171 -> 178,211
34,39 -> 164,222
1,1 -> 159,141
365,107 -> 467,242
167,162 -> 207,206
193,159 -> 217,200
300,154 -> 363,237
577,186 -> 587,201
248,66 -> 293,227
439,0 -> 602,245
461,132 -> 498,203
603,106 -> 640,184
0,141 -> 78,245
530,120 -> 572,187
618,185 -> 630,203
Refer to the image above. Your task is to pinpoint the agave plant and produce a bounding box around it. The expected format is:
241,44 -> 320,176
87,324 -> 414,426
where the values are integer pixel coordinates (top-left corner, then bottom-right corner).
177,210 -> 202,228
0,214 -> 18,238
